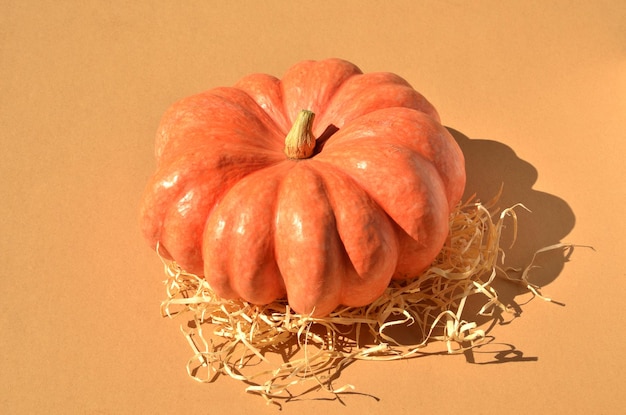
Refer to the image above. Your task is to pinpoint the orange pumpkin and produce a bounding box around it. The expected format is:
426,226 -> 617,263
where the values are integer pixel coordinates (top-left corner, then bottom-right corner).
140,58 -> 466,317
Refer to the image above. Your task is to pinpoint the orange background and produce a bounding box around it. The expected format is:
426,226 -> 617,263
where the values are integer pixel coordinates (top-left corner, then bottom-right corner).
2,1 -> 625,413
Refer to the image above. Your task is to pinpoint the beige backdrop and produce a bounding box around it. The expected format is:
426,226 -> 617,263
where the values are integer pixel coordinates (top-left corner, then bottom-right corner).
2,1 -> 625,414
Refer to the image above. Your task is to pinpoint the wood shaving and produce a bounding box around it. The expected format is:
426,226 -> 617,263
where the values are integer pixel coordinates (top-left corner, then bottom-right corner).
157,194 -> 571,406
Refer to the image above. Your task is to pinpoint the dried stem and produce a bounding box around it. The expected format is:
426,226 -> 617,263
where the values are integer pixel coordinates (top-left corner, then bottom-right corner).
284,110 -> 316,159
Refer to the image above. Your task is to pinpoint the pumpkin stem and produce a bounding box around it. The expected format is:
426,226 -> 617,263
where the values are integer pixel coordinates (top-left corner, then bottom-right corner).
284,110 -> 316,159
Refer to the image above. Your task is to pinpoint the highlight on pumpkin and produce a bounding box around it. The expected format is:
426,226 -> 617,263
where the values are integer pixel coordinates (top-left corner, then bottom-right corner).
159,194 -> 567,406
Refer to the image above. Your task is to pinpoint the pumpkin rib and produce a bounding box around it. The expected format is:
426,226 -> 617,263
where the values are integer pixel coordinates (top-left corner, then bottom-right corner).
159,185 -> 215,274
316,139 -> 450,277
202,164 -> 288,305
315,140 -> 443,239
306,159 -> 399,276
322,107 -> 466,210
155,87 -> 285,163
273,162 -> 344,316
316,71 -> 441,131
307,160 -> 400,307
233,73 -> 290,135
279,59 -> 363,129
140,143 -> 284,273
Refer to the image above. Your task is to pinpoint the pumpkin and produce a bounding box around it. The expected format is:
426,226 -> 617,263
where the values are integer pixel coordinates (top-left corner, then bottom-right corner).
140,58 -> 466,317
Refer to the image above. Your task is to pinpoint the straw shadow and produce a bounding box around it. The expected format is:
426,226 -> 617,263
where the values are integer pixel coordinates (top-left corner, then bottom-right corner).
461,337 -> 539,365
448,127 -> 576,323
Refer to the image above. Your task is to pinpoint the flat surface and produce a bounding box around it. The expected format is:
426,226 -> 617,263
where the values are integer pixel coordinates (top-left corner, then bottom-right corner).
1,1 -> 625,413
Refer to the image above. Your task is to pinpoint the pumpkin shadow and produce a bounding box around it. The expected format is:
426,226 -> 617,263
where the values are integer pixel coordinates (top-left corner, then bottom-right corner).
446,127 -> 576,333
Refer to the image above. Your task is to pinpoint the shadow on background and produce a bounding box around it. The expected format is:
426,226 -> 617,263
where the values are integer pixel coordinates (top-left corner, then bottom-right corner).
448,128 -> 576,341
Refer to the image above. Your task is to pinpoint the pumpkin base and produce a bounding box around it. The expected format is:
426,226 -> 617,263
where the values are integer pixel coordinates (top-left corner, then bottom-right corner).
158,194 -> 567,407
